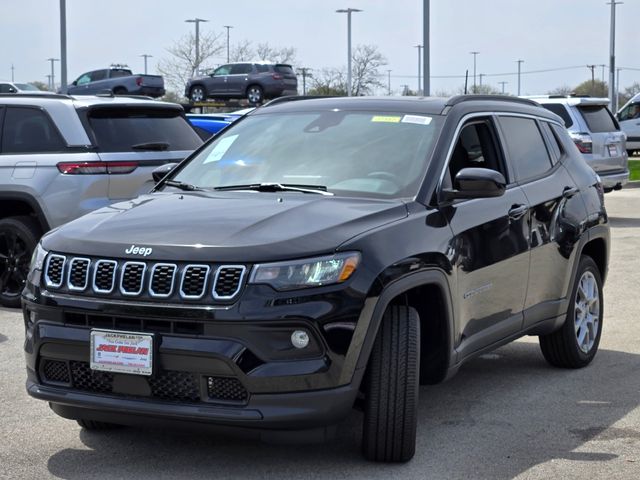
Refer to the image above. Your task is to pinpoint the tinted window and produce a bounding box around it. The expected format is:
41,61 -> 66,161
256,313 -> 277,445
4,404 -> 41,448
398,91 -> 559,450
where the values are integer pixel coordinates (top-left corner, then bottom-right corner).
90,70 -> 107,82
214,65 -> 232,76
110,69 -> 131,78
255,64 -> 270,73
2,107 -> 66,153
229,64 -> 252,75
448,119 -> 505,185
577,105 -> 618,133
540,122 -> 563,163
275,65 -> 294,74
0,84 -> 16,93
173,111 -> 443,199
541,103 -> 573,128
499,116 -> 553,182
86,108 -> 202,152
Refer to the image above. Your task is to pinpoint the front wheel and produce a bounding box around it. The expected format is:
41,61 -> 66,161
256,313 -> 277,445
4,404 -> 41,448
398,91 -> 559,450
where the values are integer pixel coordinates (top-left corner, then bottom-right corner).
246,85 -> 264,104
0,216 -> 40,308
362,305 -> 420,462
539,255 -> 603,368
189,85 -> 206,103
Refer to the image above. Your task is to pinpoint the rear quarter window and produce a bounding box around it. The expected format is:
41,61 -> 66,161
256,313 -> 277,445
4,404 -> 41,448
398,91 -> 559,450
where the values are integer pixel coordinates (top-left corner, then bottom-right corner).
1,106 -> 66,153
499,116 -> 554,182
84,108 -> 203,152
540,103 -> 574,128
577,105 -> 618,133
275,65 -> 294,74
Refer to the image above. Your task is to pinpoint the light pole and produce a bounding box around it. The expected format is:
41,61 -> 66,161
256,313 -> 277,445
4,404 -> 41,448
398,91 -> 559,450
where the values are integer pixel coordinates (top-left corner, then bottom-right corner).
499,81 -> 508,94
336,8 -> 362,96
387,69 -> 392,96
423,0 -> 430,96
47,58 -> 59,91
60,0 -> 67,89
470,51 -> 479,93
414,45 -> 423,95
185,18 -> 208,76
516,59 -> 524,96
479,73 -> 485,88
599,64 -> 607,83
140,54 -> 152,75
46,74 -> 52,91
223,25 -> 233,63
11,64 -> 14,82
608,1 -> 622,111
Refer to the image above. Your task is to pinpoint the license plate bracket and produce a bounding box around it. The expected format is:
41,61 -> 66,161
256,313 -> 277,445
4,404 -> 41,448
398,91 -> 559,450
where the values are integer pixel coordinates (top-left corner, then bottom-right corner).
90,329 -> 153,376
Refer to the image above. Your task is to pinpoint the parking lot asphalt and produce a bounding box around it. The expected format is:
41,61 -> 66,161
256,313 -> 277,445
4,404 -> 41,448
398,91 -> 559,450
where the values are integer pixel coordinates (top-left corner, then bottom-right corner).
2,189 -> 640,480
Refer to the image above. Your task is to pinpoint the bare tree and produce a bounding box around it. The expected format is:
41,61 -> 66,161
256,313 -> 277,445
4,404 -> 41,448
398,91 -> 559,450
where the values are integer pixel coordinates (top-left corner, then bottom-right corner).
619,82 -> 640,106
157,31 -> 225,95
229,39 -> 254,62
30,81 -> 50,91
548,85 -> 573,96
574,79 -> 607,97
308,68 -> 348,96
255,43 -> 297,64
351,45 -> 387,96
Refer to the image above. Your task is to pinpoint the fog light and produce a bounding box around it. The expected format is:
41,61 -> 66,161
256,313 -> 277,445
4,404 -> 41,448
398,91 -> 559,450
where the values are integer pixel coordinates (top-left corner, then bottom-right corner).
291,330 -> 310,349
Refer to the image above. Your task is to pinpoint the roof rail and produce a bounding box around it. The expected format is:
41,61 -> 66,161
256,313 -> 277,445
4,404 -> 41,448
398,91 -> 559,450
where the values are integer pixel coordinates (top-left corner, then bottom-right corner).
0,92 -> 72,100
93,91 -> 155,101
445,94 -> 540,108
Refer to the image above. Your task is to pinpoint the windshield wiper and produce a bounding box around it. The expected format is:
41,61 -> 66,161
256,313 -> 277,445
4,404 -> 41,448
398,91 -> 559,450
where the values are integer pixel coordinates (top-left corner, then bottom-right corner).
214,183 -> 333,196
131,141 -> 170,151
163,179 -> 201,191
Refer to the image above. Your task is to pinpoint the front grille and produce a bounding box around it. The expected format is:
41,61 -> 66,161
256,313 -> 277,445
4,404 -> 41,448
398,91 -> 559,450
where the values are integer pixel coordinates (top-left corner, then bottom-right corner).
180,265 -> 210,299
120,262 -> 146,295
68,258 -> 90,291
149,370 -> 200,401
207,376 -> 249,403
93,260 -> 117,293
42,360 -> 70,384
44,254 -> 247,303
70,361 -> 113,393
45,254 -> 66,288
213,266 -> 245,299
150,264 -> 177,297
64,313 -> 205,336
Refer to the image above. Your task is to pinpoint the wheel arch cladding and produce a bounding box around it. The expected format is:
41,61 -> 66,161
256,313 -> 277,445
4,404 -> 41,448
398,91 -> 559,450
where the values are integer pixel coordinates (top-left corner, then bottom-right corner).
581,238 -> 607,283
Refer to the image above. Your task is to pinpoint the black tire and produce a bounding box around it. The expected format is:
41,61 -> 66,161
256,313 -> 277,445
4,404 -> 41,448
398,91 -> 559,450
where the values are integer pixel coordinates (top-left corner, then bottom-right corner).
627,149 -> 636,157
539,255 -> 603,368
0,216 -> 41,308
362,305 -> 420,463
189,85 -> 206,103
77,419 -> 120,430
112,87 -> 127,95
246,85 -> 264,104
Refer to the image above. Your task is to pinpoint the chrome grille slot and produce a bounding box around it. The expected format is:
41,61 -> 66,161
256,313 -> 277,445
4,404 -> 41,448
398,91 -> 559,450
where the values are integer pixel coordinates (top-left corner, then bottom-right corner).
180,265 -> 210,299
44,254 -> 66,288
93,260 -> 117,293
149,263 -> 177,297
67,257 -> 90,291
213,266 -> 246,299
119,262 -> 146,296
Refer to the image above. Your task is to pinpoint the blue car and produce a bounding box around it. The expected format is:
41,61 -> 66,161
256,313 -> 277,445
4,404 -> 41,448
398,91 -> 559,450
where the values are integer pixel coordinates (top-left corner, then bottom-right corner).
187,109 -> 252,139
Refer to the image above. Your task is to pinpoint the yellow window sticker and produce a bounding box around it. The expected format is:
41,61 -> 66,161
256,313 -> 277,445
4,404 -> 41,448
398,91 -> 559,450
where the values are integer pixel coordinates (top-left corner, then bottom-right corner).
371,115 -> 402,123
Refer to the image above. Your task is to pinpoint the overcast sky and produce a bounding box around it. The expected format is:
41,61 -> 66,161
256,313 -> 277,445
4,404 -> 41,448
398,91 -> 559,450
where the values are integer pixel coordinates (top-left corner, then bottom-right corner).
2,0 -> 638,96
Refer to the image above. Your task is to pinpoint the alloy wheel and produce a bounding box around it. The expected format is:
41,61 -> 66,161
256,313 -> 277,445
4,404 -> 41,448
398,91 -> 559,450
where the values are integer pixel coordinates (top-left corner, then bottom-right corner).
0,229 -> 30,299
574,271 -> 600,354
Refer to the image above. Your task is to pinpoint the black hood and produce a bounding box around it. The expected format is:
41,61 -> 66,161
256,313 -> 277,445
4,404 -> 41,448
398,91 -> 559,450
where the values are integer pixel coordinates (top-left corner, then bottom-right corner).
42,192 -> 408,262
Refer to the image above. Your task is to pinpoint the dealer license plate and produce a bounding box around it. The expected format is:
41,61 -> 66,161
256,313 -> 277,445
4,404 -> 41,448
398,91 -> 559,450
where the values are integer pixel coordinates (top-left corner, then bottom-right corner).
608,144 -> 618,156
90,330 -> 153,376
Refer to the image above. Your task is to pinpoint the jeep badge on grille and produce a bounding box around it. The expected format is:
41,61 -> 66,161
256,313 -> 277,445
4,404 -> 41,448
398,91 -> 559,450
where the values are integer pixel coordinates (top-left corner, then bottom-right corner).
125,245 -> 153,256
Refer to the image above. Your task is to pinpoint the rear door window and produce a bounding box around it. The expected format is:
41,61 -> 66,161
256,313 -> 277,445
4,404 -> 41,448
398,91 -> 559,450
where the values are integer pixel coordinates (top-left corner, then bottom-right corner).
1,107 -> 66,153
498,116 -> 553,182
85,108 -> 202,152
540,103 -> 573,128
229,64 -> 253,75
577,105 -> 618,133
90,70 -> 107,82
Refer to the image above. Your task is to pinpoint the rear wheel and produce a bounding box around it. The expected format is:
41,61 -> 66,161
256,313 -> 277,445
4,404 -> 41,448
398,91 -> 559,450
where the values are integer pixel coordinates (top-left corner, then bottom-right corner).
0,216 -> 40,308
539,255 -> 603,368
362,305 -> 420,462
627,149 -> 636,157
246,85 -> 264,104
189,85 -> 206,103
112,87 -> 127,95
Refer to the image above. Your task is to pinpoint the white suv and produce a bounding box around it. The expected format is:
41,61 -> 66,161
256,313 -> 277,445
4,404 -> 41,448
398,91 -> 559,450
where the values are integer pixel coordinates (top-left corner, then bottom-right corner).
616,92 -> 640,156
526,95 -> 628,191
0,93 -> 202,307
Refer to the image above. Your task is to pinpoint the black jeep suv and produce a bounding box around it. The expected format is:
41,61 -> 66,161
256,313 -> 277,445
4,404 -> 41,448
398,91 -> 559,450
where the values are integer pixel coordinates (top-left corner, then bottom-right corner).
23,96 -> 609,462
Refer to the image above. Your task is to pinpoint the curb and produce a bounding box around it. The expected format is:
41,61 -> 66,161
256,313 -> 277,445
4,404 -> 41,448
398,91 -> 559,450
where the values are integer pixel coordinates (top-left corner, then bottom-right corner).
623,181 -> 640,189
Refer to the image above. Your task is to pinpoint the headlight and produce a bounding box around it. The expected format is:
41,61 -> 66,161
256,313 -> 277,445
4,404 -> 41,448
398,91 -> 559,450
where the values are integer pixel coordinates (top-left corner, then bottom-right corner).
30,242 -> 48,272
250,252 -> 360,291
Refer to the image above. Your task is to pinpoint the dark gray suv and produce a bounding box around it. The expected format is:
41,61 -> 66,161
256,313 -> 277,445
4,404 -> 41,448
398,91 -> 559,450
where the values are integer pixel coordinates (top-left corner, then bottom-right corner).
185,62 -> 298,104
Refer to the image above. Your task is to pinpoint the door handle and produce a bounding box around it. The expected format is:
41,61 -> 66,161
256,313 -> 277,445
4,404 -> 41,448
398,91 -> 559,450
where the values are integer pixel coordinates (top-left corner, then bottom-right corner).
508,204 -> 528,220
563,186 -> 579,198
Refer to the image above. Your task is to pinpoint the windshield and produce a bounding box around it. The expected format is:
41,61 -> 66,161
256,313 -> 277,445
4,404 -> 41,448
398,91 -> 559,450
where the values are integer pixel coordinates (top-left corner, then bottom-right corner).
172,110 -> 443,198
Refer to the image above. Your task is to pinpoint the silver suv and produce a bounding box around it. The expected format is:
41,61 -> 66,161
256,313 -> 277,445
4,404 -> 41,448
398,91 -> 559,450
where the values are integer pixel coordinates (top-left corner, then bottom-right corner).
528,95 -> 628,191
0,93 -> 202,307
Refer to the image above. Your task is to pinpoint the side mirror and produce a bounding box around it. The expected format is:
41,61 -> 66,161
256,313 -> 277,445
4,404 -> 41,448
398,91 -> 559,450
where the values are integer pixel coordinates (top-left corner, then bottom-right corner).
8,87 -> 16,93
441,168 -> 506,202
72,80 -> 77,86
152,163 -> 178,183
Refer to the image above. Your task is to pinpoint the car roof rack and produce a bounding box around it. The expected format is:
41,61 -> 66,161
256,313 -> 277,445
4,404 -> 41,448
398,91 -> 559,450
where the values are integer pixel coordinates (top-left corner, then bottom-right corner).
0,92 -> 72,100
445,94 -> 540,108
